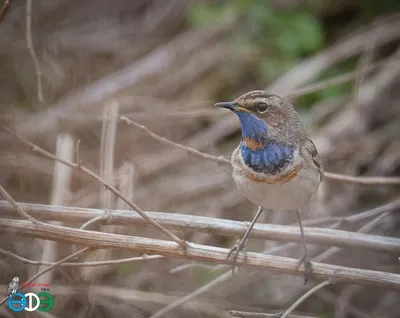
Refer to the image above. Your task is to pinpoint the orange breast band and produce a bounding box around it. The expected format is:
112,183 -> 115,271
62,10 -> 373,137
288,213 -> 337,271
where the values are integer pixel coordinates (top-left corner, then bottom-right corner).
243,137 -> 263,150
245,163 -> 303,184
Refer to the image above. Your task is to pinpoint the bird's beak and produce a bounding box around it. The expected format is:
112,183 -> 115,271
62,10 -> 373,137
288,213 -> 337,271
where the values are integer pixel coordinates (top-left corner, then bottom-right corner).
215,101 -> 250,113
214,101 -> 238,110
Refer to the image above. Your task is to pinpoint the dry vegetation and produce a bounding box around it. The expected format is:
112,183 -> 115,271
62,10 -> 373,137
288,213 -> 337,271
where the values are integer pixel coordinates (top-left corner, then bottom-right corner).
0,1 -> 400,317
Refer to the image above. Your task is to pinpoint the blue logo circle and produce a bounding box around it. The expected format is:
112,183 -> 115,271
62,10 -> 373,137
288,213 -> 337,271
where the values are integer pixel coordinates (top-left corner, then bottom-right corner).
8,292 -> 27,312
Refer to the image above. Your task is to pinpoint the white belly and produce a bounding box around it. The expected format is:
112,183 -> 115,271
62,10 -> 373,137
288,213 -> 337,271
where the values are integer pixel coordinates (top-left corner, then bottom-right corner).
232,147 -> 320,211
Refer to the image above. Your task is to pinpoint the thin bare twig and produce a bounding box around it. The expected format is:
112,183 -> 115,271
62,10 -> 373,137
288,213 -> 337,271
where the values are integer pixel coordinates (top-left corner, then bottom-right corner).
120,116 -> 400,185
150,269 -> 234,318
229,311 -> 316,318
0,184 -> 39,224
0,248 -> 163,267
1,127 -> 186,248
280,280 -> 332,318
26,0 -> 45,105
313,211 -> 390,262
302,200 -> 400,226
80,216 -> 105,230
121,116 -> 228,165
169,262 -> 216,274
73,214 -> 110,263
0,247 -> 89,306
323,172 -> 400,185
0,0 -> 11,25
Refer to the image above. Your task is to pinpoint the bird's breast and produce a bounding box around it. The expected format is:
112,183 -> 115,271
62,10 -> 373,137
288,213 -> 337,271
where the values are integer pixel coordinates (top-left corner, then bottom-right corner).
232,146 -> 321,210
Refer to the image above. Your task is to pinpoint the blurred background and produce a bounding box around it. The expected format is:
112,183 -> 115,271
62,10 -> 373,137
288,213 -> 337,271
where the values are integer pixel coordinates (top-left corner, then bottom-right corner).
1,0 -> 400,317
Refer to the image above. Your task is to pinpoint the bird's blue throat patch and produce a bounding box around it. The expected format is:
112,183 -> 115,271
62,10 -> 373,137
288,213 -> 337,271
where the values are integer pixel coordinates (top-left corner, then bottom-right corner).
233,109 -> 268,140
240,142 -> 294,175
234,110 -> 294,175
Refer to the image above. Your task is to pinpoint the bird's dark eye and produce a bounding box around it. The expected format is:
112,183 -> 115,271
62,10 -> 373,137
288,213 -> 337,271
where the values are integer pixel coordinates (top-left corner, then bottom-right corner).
256,102 -> 268,113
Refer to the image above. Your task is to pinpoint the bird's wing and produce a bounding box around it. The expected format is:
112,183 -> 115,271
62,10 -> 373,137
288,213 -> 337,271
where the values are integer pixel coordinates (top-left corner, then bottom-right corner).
302,139 -> 324,181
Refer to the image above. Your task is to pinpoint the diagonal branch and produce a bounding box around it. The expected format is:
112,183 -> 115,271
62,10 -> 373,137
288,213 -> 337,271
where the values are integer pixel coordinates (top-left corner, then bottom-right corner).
0,184 -> 39,224
0,0 -> 11,25
1,127 -> 186,248
280,280 -> 333,318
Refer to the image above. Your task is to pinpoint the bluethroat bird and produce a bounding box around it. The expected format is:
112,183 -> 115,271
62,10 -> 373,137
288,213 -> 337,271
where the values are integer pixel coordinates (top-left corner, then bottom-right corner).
215,90 -> 323,283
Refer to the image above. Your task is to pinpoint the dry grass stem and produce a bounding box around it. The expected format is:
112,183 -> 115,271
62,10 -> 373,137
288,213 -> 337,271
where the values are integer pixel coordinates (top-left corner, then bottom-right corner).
229,310 -> 316,318
38,133 -> 74,283
0,248 -> 163,267
26,0 -> 45,105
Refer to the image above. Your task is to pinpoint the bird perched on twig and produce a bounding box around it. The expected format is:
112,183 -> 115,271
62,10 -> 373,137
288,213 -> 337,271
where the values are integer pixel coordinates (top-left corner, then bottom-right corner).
7,276 -> 20,298
215,90 -> 323,283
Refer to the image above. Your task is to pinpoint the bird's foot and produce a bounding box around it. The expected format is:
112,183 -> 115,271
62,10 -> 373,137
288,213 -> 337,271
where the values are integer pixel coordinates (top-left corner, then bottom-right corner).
226,238 -> 248,276
296,251 -> 313,285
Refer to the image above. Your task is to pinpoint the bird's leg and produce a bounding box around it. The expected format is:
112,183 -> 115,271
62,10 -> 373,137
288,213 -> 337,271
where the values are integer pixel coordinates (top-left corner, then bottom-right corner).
226,206 -> 264,275
295,210 -> 313,284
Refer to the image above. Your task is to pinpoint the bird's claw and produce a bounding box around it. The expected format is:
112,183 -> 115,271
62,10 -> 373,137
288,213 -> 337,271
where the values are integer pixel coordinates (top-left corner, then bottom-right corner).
296,251 -> 313,285
226,239 -> 248,276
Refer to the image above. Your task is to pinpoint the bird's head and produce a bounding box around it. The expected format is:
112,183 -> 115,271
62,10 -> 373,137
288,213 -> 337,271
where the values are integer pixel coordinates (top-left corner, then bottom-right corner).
12,276 -> 19,282
215,90 -> 299,143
